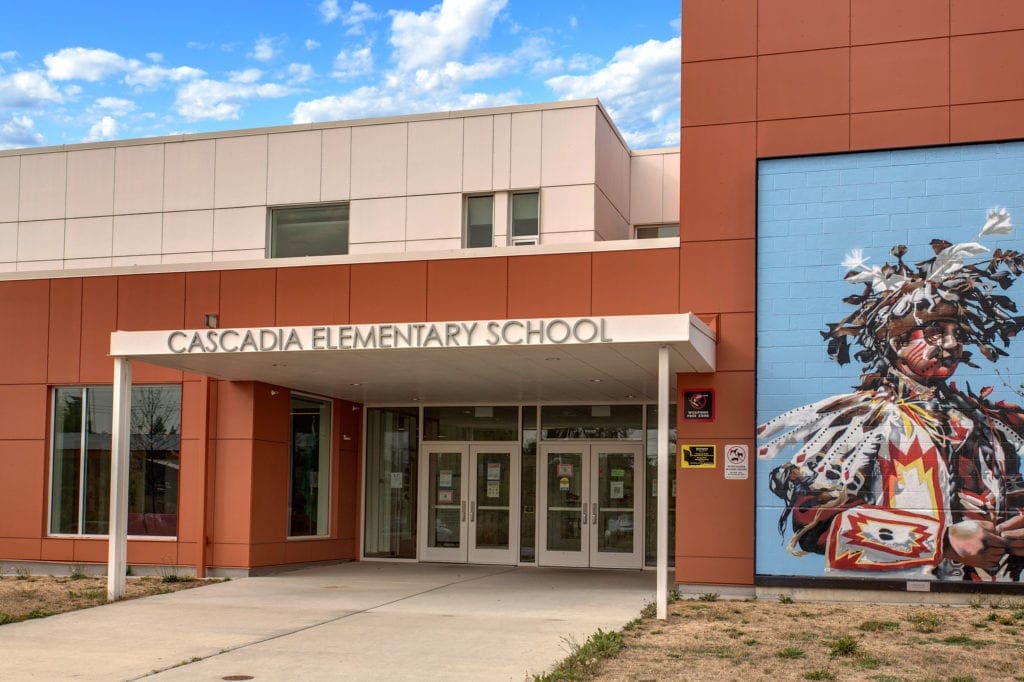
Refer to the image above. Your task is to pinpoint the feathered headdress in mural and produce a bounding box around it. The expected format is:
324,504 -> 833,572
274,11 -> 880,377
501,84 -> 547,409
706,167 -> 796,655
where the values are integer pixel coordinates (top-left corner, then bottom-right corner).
822,208 -> 1024,374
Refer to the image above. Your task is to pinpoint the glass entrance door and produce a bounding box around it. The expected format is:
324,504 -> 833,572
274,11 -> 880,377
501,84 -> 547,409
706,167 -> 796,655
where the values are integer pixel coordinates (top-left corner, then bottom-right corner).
537,443 -> 643,568
418,444 -> 519,564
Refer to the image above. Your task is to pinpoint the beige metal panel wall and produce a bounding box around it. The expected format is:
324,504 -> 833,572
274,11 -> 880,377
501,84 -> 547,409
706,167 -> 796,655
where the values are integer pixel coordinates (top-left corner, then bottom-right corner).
351,123 -> 407,199
541,107 -> 596,186
510,111 -> 541,189
214,135 -> 268,208
0,156 -> 19,223
113,213 -> 162,257
595,113 -> 630,225
65,216 -> 113,260
349,196 -> 406,246
492,114 -> 512,190
662,152 -> 680,223
321,128 -> 351,201
408,119 -> 463,195
66,148 -> 114,218
268,130 -> 322,205
540,185 -> 595,243
630,153 -> 666,226
0,102 -> 640,269
114,144 -> 163,215
406,193 -> 461,243
19,152 -> 66,222
164,139 -> 215,212
463,116 -> 494,192
595,189 -> 630,242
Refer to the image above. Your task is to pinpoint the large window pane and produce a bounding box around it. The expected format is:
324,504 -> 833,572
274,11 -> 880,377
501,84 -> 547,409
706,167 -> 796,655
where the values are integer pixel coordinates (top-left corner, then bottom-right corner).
520,406 -> 537,562
466,195 -> 493,248
83,387 -> 113,535
271,204 -> 349,257
363,407 -> 418,558
645,404 -> 676,567
289,395 -> 331,537
423,406 -> 518,441
50,388 -> 83,535
128,386 -> 181,537
540,405 -> 643,440
50,385 -> 181,538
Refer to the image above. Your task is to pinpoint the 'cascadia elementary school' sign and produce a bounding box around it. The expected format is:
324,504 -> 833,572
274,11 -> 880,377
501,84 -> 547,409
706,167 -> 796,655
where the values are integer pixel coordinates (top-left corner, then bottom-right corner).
166,318 -> 612,354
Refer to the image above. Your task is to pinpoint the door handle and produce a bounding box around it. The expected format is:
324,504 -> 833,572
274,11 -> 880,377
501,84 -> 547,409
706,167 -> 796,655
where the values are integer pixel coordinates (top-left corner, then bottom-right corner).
461,500 -> 466,521
470,500 -> 476,522
581,502 -> 587,525
592,502 -> 597,525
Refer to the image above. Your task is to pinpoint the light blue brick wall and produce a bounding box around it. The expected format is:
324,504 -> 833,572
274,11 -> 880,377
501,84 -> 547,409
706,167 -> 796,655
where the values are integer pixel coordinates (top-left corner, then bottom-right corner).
755,141 -> 1024,577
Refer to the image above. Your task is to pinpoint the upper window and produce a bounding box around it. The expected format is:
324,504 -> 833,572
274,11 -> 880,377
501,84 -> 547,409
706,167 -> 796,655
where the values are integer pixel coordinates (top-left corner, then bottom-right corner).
50,385 -> 181,537
270,204 -> 349,258
465,195 -> 494,248
511,192 -> 539,245
635,224 -> 680,239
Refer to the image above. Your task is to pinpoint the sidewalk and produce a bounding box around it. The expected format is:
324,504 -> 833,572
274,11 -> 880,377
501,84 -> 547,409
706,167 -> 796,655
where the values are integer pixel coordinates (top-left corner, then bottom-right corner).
0,562 -> 654,681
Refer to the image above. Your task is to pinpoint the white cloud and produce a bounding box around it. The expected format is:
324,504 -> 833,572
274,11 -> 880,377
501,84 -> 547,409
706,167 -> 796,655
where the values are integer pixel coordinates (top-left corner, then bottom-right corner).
124,64 -> 205,88
147,52 -> 164,63
291,84 -> 518,124
250,36 -> 278,62
85,115 -> 120,142
546,37 -> 680,148
0,70 -> 63,107
569,16 -> 578,29
287,63 -> 315,83
0,51 -> 17,61
176,78 -> 292,120
333,46 -> 373,79
93,96 -> 136,115
230,68 -> 263,83
670,16 -> 681,32
343,2 -> 379,35
305,39 -> 321,51
44,47 -> 129,81
532,53 -> 599,76
319,0 -> 340,23
0,115 -> 45,149
389,0 -> 508,73
409,55 -> 512,91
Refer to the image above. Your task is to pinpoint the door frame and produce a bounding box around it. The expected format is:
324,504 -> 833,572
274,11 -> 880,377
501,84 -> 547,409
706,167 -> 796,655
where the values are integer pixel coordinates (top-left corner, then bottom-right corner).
417,441 -> 520,564
588,442 -> 644,569
417,443 -> 469,563
537,442 -> 644,569
468,443 -> 520,565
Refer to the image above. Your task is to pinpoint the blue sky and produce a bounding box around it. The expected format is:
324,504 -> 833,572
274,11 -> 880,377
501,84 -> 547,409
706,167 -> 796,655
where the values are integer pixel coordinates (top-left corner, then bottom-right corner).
0,0 -> 681,151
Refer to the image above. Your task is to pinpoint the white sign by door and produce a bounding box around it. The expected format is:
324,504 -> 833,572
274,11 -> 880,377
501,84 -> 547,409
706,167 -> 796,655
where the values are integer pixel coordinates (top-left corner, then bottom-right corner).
724,444 -> 749,480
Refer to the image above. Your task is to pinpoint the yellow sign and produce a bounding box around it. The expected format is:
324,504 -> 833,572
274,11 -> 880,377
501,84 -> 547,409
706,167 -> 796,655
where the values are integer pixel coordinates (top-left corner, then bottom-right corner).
680,444 -> 716,469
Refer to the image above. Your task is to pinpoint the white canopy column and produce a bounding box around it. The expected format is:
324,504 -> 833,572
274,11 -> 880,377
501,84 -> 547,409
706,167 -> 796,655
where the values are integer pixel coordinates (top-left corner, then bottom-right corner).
656,345 -> 669,619
107,357 -> 132,601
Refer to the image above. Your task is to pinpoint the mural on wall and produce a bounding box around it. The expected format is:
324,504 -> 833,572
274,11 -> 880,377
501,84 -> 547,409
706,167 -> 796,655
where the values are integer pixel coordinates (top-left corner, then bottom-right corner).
756,144 -> 1024,582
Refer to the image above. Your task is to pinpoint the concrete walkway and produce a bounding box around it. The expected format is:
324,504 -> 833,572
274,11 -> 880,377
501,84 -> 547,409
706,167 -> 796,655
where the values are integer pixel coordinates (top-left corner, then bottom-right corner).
0,562 -> 655,681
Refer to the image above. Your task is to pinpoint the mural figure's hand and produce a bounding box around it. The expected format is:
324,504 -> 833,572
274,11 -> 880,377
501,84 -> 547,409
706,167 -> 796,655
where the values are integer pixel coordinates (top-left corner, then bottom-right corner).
995,514 -> 1024,557
945,519 -> 1006,572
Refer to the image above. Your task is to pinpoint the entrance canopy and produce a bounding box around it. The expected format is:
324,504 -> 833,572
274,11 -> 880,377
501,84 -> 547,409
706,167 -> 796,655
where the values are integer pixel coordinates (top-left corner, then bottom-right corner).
109,313 -> 715,403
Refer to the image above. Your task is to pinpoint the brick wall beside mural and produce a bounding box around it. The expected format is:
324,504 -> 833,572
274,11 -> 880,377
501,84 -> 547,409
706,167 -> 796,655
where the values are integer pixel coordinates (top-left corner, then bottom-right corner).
757,140 -> 1024,582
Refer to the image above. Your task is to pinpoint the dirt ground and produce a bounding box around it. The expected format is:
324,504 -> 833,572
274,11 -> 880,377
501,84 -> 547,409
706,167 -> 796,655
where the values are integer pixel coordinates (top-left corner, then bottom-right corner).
0,573 -> 213,624
593,596 -> 1024,682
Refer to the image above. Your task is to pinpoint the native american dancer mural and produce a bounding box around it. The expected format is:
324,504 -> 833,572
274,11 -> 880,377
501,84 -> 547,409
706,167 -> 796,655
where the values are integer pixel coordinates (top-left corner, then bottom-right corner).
758,208 -> 1024,581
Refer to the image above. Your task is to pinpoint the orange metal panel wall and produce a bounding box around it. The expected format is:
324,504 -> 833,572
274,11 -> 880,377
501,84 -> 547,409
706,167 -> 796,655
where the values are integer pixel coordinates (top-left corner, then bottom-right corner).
0,247 -> 679,569
680,0 -> 1024,585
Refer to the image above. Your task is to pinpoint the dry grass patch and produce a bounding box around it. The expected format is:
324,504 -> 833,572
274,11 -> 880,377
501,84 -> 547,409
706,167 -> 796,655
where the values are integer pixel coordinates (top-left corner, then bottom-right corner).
586,597 -> 1024,682
0,573 -> 215,625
